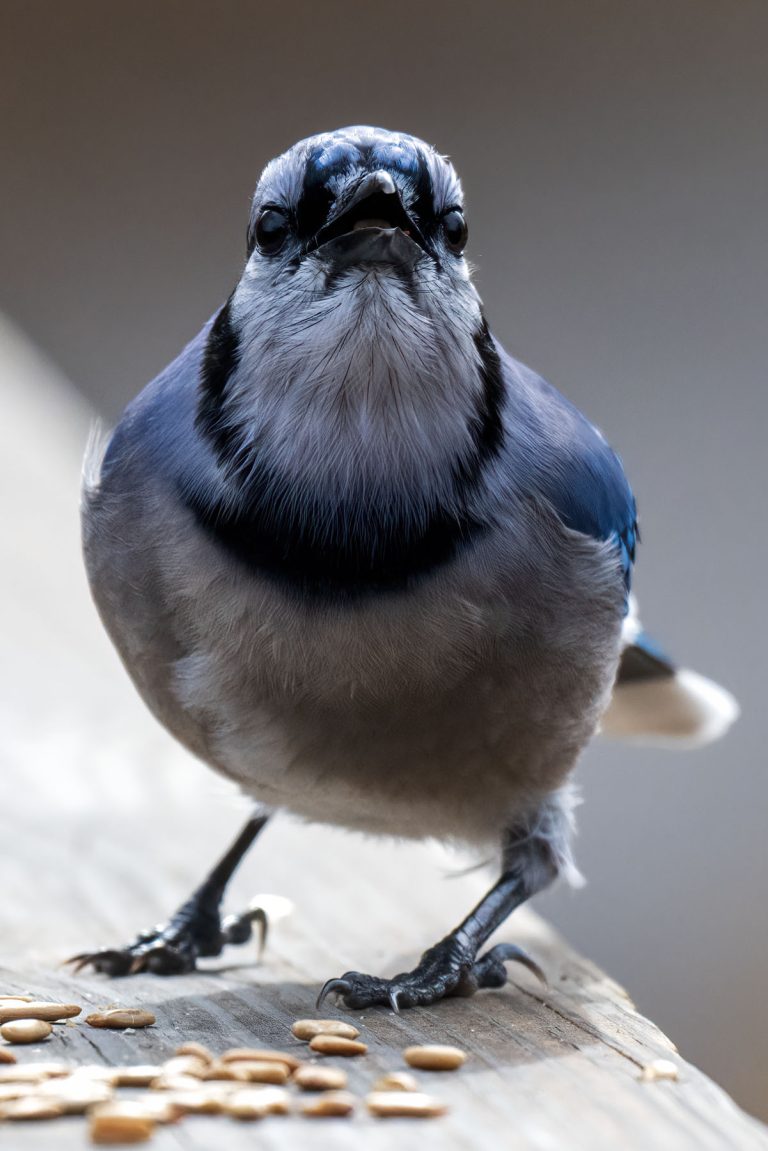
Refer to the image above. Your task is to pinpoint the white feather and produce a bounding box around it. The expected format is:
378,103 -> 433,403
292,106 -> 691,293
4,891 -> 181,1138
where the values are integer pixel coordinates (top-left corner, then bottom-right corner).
603,595 -> 739,747
602,667 -> 739,747
81,419 -> 111,497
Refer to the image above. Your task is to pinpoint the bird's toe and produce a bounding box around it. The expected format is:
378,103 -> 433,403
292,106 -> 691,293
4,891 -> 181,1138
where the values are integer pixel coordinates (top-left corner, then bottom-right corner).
64,898 -> 269,978
466,942 -> 548,993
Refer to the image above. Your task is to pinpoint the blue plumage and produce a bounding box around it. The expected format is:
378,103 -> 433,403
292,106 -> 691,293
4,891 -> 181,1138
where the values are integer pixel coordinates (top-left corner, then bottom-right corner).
498,349 -> 638,595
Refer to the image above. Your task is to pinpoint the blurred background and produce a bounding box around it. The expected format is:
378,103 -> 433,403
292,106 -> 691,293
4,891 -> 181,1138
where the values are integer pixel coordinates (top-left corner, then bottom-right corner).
1,0 -> 765,1120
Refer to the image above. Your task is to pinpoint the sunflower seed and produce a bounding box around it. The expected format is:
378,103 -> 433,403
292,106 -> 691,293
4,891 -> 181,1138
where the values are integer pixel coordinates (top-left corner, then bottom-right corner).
291,1019 -> 360,1041
308,1034 -> 367,1057
85,1009 -> 155,1030
0,1019 -> 53,1044
292,1064 -> 348,1091
300,1089 -> 356,1117
366,1090 -> 448,1117
403,1044 -> 467,1070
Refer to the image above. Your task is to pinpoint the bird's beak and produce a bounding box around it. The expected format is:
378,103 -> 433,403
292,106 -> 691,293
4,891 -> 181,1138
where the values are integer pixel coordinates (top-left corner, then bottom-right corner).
311,170 -> 426,269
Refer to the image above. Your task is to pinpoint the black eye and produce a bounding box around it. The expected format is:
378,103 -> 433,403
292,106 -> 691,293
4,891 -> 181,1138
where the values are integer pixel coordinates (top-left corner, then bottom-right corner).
254,207 -> 289,254
442,209 -> 468,254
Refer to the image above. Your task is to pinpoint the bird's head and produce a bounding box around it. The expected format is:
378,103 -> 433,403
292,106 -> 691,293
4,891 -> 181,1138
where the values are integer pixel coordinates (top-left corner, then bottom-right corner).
196,127 -> 501,556
244,125 -> 470,286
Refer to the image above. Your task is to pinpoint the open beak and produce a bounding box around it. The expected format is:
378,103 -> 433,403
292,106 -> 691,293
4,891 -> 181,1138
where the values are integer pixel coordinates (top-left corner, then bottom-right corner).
311,170 -> 426,268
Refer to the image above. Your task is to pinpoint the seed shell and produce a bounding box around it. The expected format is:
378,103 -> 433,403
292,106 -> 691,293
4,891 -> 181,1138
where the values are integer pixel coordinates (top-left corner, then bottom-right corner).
159,1055 -> 207,1079
639,1058 -> 679,1082
68,1065 -> 119,1085
36,1077 -> 114,1113
291,1018 -> 360,1041
403,1044 -> 467,1070
163,1088 -> 228,1115
86,1009 -> 156,1030
221,1047 -> 301,1071
308,1034 -> 367,1057
0,1002 -> 81,1024
300,1089 -> 356,1117
366,1090 -> 448,1117
292,1064 -> 348,1091
151,1072 -> 204,1092
0,1083 -> 34,1102
1,1096 -> 66,1120
230,1060 -> 289,1084
89,1104 -> 155,1143
201,1060 -> 251,1081
0,1019 -> 53,1044
373,1070 -> 420,1092
112,1066 -> 164,1088
224,1086 -> 291,1119
125,1096 -> 182,1123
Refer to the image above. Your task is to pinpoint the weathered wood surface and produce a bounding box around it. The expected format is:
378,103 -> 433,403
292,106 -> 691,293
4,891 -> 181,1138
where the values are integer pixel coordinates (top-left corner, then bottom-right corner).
1,317 -> 766,1149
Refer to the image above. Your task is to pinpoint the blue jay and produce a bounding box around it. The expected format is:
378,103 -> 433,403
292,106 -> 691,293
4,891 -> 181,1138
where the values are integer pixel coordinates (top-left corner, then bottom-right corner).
71,127 -> 737,1010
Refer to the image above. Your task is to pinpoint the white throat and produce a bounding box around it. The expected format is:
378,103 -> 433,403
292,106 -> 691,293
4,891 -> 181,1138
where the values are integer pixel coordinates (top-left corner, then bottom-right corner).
226,257 -> 486,515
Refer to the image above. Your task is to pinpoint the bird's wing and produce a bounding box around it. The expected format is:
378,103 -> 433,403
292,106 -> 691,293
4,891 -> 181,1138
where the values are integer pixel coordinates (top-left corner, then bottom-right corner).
499,346 -> 638,594
601,597 -> 739,746
496,348 -> 737,747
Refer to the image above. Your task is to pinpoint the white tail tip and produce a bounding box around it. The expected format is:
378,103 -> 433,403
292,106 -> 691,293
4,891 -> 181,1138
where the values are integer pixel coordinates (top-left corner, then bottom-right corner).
601,668 -> 740,748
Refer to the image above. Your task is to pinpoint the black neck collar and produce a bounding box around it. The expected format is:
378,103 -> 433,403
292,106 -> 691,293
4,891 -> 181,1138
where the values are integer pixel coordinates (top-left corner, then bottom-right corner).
186,306 -> 504,601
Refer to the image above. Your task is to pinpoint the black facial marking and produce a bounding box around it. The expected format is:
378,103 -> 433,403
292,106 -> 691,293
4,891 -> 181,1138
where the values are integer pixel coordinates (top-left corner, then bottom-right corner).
470,320 -> 505,470
195,297 -> 241,458
409,148 -> 438,247
295,142 -> 347,243
190,317 -> 505,601
293,131 -> 446,256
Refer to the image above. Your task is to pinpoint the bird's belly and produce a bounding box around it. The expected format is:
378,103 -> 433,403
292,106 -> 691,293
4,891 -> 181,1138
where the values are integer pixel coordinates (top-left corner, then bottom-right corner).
170,550 -> 624,845
87,478 -> 625,846
209,673 -> 594,844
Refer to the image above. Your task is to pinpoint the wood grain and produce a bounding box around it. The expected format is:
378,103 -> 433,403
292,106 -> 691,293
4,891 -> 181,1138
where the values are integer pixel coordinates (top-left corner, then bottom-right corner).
1,318 -> 765,1148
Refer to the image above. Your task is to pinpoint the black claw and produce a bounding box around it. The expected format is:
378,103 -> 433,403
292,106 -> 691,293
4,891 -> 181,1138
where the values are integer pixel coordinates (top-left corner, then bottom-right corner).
64,896 -> 271,979
222,906 -> 268,956
388,988 -> 401,1014
471,942 -> 547,992
488,942 -> 548,987
66,950 -> 103,969
65,949 -> 136,977
254,908 -> 268,956
316,978 -> 352,1010
64,954 -> 93,974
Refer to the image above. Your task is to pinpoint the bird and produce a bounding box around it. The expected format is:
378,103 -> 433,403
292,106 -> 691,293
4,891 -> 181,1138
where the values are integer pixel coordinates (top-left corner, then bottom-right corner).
70,126 -> 738,1010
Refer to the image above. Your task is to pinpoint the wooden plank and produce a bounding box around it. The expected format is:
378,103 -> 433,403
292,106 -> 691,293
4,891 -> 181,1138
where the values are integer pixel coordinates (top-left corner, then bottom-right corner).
2,903 -> 767,1150
1,318 -> 766,1149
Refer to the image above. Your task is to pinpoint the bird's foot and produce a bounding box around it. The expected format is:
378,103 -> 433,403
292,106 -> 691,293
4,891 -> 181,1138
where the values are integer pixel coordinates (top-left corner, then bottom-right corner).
66,895 -> 267,976
317,938 -> 546,1012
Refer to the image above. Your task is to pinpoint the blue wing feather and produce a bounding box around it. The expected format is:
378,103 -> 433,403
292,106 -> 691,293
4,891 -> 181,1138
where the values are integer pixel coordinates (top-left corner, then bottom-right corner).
499,346 -> 638,594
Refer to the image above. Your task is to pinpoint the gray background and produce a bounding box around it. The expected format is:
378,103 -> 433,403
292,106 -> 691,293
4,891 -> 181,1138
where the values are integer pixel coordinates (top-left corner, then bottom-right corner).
1,0 -> 765,1120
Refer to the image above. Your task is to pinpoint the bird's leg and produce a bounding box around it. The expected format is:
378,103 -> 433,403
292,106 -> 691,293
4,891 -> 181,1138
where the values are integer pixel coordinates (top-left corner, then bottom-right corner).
68,811 -> 270,976
318,794 -> 574,1011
